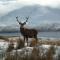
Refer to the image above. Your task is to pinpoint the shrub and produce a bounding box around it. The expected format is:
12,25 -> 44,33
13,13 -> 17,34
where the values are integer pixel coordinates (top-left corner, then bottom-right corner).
6,40 -> 14,52
30,47 -> 41,60
46,46 -> 56,60
30,39 -> 37,47
16,38 -> 24,49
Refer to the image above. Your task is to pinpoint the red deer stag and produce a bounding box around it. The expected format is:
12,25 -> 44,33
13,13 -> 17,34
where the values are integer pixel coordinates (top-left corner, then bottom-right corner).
16,16 -> 38,46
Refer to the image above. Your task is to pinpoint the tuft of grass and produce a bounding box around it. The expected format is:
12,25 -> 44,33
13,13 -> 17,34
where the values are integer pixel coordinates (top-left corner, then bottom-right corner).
16,38 -> 25,49
30,47 -> 41,60
46,46 -> 56,60
6,40 -> 14,52
30,39 -> 37,47
5,46 -> 57,60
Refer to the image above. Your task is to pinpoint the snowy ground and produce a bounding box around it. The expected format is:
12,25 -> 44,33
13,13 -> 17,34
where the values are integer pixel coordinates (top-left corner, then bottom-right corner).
0,37 -> 60,60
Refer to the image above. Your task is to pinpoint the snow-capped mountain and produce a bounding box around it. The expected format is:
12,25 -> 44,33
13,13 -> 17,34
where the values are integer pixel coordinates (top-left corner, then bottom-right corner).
0,5 -> 60,32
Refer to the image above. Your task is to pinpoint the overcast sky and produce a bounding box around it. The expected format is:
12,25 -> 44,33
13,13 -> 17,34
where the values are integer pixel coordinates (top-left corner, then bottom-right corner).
0,0 -> 60,16
0,0 -> 60,27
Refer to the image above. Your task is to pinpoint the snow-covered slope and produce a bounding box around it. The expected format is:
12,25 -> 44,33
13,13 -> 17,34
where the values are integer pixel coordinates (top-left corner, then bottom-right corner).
0,5 -> 60,26
0,5 -> 60,32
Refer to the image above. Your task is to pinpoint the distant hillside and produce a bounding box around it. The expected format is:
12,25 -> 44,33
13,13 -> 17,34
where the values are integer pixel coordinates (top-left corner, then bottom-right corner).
0,5 -> 60,32
0,5 -> 60,26
0,23 -> 60,33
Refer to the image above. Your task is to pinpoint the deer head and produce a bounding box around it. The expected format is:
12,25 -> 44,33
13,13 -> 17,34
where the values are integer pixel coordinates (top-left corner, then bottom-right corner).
16,16 -> 29,27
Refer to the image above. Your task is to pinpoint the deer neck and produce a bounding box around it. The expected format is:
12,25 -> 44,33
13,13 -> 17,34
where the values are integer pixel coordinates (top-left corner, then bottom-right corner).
20,26 -> 26,35
20,26 -> 25,31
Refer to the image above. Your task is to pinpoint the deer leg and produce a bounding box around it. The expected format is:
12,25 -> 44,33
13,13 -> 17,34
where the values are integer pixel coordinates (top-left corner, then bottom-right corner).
35,36 -> 38,44
26,37 -> 28,46
24,37 -> 25,45
24,37 -> 25,42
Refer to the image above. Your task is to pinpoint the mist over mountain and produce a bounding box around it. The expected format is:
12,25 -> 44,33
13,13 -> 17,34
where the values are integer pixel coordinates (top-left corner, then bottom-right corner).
0,5 -> 60,32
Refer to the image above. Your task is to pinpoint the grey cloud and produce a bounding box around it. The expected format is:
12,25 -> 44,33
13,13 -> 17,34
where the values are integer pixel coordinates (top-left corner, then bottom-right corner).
0,0 -> 20,16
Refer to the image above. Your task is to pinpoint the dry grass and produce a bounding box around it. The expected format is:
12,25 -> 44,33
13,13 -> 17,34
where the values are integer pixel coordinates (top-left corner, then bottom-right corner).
16,38 -> 25,49
39,40 -> 60,46
29,38 -> 60,47
6,40 -> 14,52
0,37 -> 60,60
30,39 -> 37,47
0,36 -> 60,46
46,46 -> 56,60
5,45 -> 57,60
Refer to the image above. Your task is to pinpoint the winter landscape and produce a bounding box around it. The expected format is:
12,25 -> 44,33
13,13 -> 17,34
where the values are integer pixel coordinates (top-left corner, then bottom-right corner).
0,0 -> 60,60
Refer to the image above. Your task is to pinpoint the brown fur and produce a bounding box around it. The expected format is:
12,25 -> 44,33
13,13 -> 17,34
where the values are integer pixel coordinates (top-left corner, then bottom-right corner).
16,16 -> 38,46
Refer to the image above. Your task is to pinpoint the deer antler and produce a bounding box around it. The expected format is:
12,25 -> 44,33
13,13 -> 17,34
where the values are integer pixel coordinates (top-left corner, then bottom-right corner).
23,16 -> 29,24
16,16 -> 21,24
16,16 -> 19,22
25,16 -> 29,21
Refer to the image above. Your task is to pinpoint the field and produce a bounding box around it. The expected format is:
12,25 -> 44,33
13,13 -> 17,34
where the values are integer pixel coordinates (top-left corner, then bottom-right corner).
0,36 -> 60,46
0,36 -> 60,60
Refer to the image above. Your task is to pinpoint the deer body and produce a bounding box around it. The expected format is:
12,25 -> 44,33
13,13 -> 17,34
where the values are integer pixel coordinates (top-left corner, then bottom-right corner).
20,27 -> 38,38
16,16 -> 38,46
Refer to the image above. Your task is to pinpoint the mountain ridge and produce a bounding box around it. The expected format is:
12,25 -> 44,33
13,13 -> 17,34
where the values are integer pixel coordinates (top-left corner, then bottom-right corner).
0,5 -> 60,25
0,5 -> 60,32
